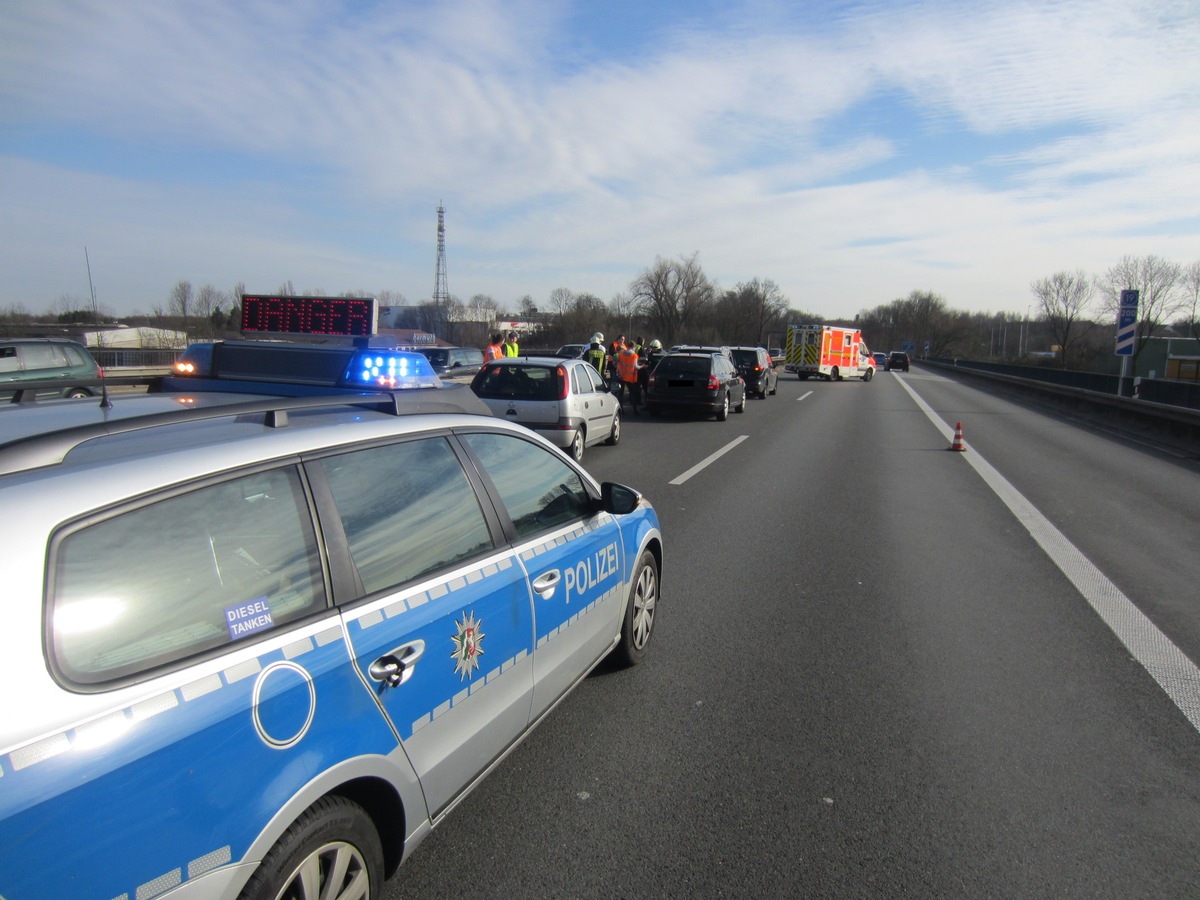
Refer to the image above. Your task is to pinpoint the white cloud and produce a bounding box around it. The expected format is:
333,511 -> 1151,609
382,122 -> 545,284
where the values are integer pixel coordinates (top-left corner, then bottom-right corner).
1,0 -> 1197,318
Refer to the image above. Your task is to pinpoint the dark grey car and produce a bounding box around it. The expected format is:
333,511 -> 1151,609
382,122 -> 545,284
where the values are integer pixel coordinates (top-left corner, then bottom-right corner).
644,351 -> 746,420
415,345 -> 485,380
729,346 -> 778,399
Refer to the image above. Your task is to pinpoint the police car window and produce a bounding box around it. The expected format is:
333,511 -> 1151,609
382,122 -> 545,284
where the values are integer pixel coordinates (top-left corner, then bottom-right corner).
317,437 -> 493,596
461,433 -> 592,539
51,467 -> 326,686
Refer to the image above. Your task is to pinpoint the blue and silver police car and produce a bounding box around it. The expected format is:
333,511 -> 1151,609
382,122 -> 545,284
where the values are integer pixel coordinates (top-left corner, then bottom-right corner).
0,301 -> 662,899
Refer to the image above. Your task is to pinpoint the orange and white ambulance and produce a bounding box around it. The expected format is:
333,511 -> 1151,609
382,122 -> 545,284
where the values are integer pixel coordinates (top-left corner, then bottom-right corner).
783,324 -> 875,381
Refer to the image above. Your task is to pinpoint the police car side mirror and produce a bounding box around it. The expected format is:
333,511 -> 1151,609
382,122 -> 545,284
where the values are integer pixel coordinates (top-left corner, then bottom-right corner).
601,482 -> 642,516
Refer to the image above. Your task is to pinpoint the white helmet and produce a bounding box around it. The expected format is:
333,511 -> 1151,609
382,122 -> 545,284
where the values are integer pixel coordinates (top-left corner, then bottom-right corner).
650,339 -> 662,350
592,332 -> 604,343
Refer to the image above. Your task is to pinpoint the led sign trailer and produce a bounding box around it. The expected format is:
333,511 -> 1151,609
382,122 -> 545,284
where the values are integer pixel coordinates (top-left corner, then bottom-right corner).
240,294 -> 378,338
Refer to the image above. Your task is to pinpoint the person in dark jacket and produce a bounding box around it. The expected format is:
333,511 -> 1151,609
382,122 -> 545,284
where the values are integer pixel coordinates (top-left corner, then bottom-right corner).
584,333 -> 608,382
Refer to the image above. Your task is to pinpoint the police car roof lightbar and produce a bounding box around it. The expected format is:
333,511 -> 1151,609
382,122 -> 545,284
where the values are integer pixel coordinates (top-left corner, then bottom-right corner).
166,341 -> 442,393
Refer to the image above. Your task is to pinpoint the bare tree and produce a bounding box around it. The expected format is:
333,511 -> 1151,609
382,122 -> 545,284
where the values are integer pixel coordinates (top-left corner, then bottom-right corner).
168,280 -> 193,317
376,290 -> 407,306
546,288 -> 574,317
1030,270 -> 1095,367
715,278 -> 789,346
1182,260 -> 1200,339
608,291 -> 638,341
890,290 -> 965,357
1098,255 -> 1184,360
517,295 -> 538,319
192,284 -> 227,340
629,253 -> 715,346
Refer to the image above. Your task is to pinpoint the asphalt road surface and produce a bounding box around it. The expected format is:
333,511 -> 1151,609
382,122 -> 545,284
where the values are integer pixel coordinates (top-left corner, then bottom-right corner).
388,364 -> 1200,898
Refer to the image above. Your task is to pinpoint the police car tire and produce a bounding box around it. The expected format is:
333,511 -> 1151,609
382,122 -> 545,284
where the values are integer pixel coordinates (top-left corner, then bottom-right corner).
239,795 -> 384,900
612,550 -> 658,668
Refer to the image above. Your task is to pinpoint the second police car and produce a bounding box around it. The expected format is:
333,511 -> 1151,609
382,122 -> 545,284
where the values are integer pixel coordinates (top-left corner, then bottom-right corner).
0,295 -> 663,900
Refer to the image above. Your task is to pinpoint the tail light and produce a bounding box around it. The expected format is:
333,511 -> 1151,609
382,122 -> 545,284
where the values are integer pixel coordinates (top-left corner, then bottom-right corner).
556,365 -> 570,400
707,374 -> 720,391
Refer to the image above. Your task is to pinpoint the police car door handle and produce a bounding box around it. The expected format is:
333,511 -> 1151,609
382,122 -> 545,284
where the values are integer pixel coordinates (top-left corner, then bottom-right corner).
369,640 -> 425,688
532,569 -> 560,599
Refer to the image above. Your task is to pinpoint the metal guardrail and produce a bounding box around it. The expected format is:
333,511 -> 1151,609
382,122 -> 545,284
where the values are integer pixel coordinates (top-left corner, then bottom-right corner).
91,348 -> 181,369
922,359 -> 1200,454
928,357 -> 1200,409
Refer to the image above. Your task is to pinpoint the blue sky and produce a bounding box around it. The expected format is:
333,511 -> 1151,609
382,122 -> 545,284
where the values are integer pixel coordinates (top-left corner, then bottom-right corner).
1,0 -> 1197,320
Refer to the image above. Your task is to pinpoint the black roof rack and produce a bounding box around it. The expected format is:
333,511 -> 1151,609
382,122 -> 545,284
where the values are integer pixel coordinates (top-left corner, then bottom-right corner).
0,388 -> 489,476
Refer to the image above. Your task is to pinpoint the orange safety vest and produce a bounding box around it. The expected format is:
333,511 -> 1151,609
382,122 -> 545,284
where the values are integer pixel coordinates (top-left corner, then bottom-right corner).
484,343 -> 503,361
616,347 -> 639,383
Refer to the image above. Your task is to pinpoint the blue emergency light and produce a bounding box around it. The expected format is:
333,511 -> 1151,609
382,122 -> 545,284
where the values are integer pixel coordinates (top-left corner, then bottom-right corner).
352,351 -> 439,388
167,342 -> 443,393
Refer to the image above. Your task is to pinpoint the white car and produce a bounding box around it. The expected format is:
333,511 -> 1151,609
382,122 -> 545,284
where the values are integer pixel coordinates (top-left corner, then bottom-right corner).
470,356 -> 621,461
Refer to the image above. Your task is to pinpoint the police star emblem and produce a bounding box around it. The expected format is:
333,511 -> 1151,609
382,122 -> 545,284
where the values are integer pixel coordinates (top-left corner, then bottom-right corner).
451,611 -> 485,680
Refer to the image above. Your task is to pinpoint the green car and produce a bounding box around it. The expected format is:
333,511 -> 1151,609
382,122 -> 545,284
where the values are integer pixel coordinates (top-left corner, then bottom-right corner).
0,338 -> 102,400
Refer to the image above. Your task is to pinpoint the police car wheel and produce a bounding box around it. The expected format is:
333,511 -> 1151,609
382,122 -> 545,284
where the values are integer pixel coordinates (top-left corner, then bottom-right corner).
612,550 -> 658,667
240,796 -> 384,900
569,430 -> 585,461
605,410 -> 621,446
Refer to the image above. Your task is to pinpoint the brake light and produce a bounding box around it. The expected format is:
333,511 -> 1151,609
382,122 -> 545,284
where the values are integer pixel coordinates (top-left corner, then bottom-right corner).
557,366 -> 569,400
707,374 -> 720,390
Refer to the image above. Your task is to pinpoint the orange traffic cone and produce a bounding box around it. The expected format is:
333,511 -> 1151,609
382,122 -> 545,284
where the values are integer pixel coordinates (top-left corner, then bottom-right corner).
949,421 -> 966,452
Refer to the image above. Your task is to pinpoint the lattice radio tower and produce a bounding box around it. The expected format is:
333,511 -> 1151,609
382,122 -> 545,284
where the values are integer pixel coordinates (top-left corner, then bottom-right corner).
433,203 -> 449,308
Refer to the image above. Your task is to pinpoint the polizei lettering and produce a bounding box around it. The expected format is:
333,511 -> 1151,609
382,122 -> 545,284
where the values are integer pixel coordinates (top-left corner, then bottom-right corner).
563,542 -> 619,604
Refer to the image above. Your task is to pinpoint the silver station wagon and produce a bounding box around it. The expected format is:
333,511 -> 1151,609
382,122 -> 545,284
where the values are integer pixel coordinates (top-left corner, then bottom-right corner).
470,356 -> 622,461
0,336 -> 662,900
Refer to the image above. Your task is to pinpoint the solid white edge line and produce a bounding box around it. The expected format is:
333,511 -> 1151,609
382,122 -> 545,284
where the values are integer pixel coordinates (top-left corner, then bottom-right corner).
896,375 -> 1200,732
669,436 -> 749,485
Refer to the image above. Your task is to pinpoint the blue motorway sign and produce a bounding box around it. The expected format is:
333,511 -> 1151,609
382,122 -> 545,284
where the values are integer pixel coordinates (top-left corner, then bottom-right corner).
1115,289 -> 1138,357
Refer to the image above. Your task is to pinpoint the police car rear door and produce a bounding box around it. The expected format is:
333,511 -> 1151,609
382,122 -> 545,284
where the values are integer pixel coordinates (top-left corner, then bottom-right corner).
309,435 -> 536,817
